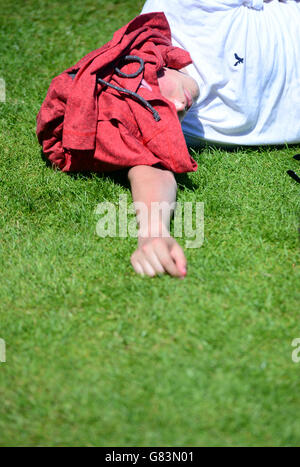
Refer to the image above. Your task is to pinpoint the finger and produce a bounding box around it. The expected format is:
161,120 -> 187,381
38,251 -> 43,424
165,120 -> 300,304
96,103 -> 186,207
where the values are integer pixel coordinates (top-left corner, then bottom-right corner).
132,249 -> 162,277
153,240 -> 182,277
131,255 -> 145,276
141,247 -> 165,276
135,261 -> 145,276
139,258 -> 157,277
170,242 -> 187,277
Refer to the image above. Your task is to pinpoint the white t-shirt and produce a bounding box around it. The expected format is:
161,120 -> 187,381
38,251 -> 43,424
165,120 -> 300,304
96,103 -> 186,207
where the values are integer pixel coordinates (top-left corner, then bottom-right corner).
141,0 -> 300,146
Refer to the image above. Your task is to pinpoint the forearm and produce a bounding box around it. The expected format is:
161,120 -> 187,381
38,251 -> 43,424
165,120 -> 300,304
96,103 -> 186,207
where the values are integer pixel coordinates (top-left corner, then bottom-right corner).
127,164 -> 177,237
127,164 -> 186,278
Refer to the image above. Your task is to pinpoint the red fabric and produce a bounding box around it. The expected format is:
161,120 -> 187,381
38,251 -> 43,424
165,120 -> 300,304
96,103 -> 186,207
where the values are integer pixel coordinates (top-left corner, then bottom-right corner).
36,13 -> 198,174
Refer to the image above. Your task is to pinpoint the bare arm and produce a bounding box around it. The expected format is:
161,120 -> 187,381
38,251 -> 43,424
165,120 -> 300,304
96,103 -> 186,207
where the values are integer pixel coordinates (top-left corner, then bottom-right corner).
127,165 -> 187,278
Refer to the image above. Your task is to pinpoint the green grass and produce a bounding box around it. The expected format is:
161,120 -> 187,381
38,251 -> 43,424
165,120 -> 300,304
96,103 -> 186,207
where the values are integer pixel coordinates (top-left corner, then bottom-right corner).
0,0 -> 300,447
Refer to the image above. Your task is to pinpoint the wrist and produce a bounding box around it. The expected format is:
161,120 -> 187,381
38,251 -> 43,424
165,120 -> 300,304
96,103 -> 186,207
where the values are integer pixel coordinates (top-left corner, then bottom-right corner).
138,220 -> 170,240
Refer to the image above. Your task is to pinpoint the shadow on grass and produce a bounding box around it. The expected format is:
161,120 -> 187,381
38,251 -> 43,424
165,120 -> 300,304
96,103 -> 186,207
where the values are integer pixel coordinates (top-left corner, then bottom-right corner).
40,149 -> 200,191
41,143 -> 300,193
40,149 -> 131,188
188,140 -> 300,152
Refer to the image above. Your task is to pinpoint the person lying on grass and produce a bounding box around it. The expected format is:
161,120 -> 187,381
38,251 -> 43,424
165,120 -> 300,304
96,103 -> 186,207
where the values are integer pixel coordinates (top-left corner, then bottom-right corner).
37,12 -> 200,279
37,1 -> 300,279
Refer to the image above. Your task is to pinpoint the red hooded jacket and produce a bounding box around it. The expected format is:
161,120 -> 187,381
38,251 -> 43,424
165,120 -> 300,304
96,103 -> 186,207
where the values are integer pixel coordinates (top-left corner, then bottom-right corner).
36,13 -> 198,174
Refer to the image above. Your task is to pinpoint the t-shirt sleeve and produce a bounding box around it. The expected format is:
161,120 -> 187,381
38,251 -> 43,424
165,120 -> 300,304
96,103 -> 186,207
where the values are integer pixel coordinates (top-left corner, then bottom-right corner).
141,0 -> 264,13
192,1 -> 264,11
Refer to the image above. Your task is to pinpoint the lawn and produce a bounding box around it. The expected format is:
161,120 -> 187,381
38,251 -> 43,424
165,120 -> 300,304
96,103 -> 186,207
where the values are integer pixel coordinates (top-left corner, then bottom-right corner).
0,0 -> 299,447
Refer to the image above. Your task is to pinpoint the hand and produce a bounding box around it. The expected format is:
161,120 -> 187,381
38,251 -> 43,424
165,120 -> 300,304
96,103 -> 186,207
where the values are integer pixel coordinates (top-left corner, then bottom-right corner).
131,235 -> 187,278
